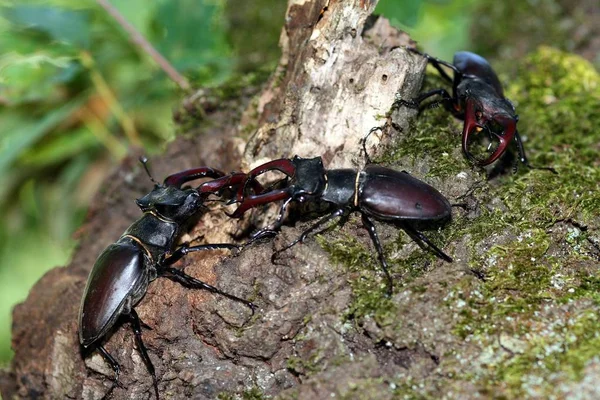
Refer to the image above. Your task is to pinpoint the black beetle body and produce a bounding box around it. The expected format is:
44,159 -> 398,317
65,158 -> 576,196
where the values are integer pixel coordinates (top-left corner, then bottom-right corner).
79,241 -> 149,348
232,156 -> 452,293
79,164 -> 256,399
79,186 -> 200,347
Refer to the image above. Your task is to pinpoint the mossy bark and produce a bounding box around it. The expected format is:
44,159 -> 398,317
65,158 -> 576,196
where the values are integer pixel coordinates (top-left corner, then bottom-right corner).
2,0 -> 600,399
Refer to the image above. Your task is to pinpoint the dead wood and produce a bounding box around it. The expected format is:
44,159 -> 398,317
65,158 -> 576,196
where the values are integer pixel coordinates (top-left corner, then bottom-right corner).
0,1 -> 435,399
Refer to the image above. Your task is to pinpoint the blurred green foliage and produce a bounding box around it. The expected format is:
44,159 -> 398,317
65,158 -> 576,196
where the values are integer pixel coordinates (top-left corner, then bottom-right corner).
471,0 -> 600,68
0,0 -> 249,365
375,0 -> 478,60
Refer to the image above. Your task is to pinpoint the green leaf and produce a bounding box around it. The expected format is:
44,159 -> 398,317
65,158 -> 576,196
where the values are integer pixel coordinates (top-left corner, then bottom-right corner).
153,0 -> 233,80
20,127 -> 99,166
108,0 -> 157,38
3,4 -> 91,48
375,0 -> 423,27
0,96 -> 87,172
0,52 -> 81,103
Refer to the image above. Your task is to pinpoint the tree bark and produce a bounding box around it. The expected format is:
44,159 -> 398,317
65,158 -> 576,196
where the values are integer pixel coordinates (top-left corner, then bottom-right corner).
0,1 -> 424,398
5,0 -> 598,399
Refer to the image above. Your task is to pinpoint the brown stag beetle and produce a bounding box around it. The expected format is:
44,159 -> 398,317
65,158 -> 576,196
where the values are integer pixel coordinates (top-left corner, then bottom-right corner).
230,156 -> 452,294
395,48 -> 556,172
78,158 -> 264,399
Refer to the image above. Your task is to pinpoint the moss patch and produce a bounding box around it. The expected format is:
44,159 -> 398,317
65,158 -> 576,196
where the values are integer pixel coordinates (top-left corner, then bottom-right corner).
452,48 -> 600,396
317,234 -> 397,327
504,47 -> 600,222
218,387 -> 268,400
319,47 -> 600,398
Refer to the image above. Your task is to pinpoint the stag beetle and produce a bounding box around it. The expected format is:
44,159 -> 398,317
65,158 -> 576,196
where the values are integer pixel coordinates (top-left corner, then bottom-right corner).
231,156 -> 452,294
395,48 -> 556,172
79,159 -> 262,399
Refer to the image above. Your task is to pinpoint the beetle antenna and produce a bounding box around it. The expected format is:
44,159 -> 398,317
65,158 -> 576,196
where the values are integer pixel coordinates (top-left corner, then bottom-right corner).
139,156 -> 159,185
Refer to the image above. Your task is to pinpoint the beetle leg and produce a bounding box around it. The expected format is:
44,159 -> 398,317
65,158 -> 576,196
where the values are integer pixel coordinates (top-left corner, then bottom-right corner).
240,229 -> 278,250
128,309 -> 159,400
162,243 -> 239,266
450,203 -> 469,210
161,267 -> 257,313
362,126 -> 384,164
360,214 -> 393,295
235,196 -> 293,256
402,224 -> 452,263
96,345 -> 122,396
272,208 -> 347,265
394,88 -> 454,112
514,131 -> 558,174
406,48 -> 459,82
272,197 -> 294,231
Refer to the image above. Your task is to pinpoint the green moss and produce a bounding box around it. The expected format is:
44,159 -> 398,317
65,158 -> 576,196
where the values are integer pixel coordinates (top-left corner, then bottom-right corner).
473,309 -> 600,398
453,229 -> 555,338
502,47 -> 600,221
218,387 -> 269,400
317,234 -> 397,326
337,377 -> 391,400
293,47 -> 600,399
318,47 -> 600,397
242,387 -> 269,400
286,353 -> 323,376
449,225 -> 600,397
211,66 -> 274,100
390,378 -> 435,400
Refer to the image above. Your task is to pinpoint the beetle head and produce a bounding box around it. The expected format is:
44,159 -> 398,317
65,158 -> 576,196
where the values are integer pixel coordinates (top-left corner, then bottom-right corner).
136,185 -> 202,222
462,94 -> 517,166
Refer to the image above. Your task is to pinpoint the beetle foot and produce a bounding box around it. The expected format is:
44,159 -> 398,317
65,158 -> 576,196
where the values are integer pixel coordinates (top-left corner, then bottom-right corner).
247,301 -> 259,315
239,229 -> 277,252
450,202 -> 469,210
140,320 -> 153,330
270,251 -> 284,265
392,97 -> 419,110
425,101 -> 443,110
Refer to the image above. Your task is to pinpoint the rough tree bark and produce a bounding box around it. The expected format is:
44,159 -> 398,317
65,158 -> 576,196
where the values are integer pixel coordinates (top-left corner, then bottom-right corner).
0,1 -> 423,398
2,0 -> 600,399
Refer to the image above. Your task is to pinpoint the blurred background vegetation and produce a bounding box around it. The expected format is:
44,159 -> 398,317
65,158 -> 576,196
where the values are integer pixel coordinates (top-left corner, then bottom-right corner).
0,0 -> 596,368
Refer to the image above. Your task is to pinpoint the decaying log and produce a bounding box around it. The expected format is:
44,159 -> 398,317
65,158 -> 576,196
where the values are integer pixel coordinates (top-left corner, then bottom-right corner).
5,0 -> 600,398
0,0 -> 450,398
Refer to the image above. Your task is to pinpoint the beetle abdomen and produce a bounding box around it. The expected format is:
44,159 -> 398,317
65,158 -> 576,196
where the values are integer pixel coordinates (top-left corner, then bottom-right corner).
78,241 -> 148,347
359,166 -> 451,222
